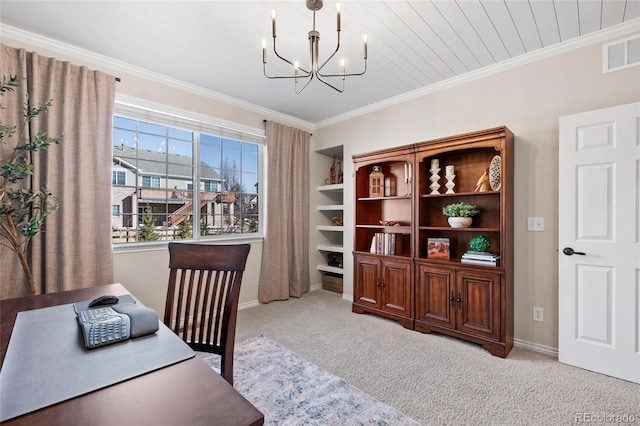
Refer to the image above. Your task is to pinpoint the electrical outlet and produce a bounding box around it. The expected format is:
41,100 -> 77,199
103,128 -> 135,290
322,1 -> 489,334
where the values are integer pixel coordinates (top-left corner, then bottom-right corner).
533,306 -> 544,322
527,217 -> 544,232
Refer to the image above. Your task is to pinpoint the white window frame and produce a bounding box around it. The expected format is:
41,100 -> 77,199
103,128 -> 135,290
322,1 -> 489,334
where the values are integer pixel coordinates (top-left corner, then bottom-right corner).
112,170 -> 125,185
603,34 -> 640,73
112,95 -> 266,250
203,180 -> 219,192
141,175 -> 161,188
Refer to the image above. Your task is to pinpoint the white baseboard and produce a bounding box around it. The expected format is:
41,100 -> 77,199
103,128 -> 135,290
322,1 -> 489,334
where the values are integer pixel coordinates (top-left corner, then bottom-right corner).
514,338 -> 558,358
239,284 -> 323,311
313,283 -> 353,302
238,300 -> 260,311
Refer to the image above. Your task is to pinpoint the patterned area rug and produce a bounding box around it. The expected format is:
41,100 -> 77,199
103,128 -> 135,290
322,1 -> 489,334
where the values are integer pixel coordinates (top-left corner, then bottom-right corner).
201,335 -> 420,426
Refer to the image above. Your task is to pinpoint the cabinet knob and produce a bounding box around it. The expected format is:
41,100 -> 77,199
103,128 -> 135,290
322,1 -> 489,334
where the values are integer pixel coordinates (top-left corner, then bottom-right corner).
449,292 -> 455,304
456,293 -> 462,305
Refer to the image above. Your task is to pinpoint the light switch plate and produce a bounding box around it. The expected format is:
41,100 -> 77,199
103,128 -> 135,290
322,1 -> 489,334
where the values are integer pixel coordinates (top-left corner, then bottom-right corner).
527,217 -> 544,232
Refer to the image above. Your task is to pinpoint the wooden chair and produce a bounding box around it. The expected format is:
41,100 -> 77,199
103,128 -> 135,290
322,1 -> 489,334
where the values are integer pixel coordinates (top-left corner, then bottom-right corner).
164,242 -> 250,386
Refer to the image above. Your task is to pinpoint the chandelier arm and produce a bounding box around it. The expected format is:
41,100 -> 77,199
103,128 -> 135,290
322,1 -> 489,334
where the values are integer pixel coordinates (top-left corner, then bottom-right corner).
315,34 -> 341,74
319,59 -> 367,78
315,73 -> 344,93
263,74 -> 312,80
295,73 -> 315,94
264,63 -> 312,79
272,37 -> 310,74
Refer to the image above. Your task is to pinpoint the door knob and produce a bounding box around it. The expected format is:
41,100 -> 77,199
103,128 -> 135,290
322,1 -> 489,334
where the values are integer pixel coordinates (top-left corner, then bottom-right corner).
563,247 -> 586,256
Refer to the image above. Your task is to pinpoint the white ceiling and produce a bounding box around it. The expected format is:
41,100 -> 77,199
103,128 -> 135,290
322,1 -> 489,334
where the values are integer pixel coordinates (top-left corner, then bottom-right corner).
1,1 -> 638,125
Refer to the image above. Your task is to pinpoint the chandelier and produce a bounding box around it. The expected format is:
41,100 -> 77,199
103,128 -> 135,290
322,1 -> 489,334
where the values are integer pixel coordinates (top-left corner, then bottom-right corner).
262,0 -> 367,93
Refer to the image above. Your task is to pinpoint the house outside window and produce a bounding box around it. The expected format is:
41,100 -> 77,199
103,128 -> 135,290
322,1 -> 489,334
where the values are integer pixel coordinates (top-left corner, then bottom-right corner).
112,205 -> 120,216
111,103 -> 264,245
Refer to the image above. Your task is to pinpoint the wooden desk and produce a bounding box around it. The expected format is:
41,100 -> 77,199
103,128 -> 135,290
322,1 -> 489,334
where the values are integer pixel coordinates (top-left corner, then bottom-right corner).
0,284 -> 264,426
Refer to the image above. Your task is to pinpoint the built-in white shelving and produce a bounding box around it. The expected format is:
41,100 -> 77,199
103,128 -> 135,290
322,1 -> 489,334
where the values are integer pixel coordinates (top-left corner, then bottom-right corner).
317,183 -> 344,192
315,149 -> 344,293
317,225 -> 344,232
317,265 -> 343,274
317,244 -> 344,253
318,204 -> 344,211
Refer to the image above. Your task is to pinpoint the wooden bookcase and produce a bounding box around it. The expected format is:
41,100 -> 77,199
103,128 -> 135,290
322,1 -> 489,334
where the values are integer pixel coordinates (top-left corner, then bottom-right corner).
352,127 -> 514,357
353,145 -> 414,329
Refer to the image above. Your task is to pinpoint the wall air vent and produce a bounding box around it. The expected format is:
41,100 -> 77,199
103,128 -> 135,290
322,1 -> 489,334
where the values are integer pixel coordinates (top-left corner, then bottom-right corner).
603,35 -> 640,73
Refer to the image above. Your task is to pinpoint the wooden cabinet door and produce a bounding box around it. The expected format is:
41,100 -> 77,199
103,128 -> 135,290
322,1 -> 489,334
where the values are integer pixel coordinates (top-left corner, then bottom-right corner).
416,264 -> 456,330
380,258 -> 413,317
354,256 -> 382,309
456,270 -> 501,340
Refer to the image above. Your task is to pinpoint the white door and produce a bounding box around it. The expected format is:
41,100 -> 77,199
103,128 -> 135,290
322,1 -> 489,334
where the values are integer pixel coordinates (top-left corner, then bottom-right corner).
558,102 -> 640,383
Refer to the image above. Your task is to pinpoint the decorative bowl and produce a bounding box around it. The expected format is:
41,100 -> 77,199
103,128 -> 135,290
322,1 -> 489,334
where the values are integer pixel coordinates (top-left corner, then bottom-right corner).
448,217 -> 473,228
379,220 -> 399,226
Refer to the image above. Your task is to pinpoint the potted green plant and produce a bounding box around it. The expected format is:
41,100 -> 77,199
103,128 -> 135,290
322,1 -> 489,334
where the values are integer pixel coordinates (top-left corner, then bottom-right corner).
442,202 -> 479,228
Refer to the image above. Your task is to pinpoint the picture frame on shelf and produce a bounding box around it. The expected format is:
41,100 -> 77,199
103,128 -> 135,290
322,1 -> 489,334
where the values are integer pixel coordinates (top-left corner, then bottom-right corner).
427,237 -> 450,259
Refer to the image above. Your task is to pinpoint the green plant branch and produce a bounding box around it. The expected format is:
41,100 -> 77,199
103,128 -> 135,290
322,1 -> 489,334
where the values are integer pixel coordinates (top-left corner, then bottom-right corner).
0,74 -> 62,295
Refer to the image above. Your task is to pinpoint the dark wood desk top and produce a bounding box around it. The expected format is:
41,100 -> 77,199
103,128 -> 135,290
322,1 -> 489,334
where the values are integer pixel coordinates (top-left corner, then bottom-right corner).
0,284 -> 264,426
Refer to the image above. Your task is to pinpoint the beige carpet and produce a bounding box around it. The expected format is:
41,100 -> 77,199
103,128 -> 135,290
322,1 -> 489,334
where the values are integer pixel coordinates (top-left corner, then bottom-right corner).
235,290 -> 640,426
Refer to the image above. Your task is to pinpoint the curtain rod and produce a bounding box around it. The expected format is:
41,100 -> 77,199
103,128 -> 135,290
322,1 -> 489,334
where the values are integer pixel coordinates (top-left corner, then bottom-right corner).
263,119 -> 312,136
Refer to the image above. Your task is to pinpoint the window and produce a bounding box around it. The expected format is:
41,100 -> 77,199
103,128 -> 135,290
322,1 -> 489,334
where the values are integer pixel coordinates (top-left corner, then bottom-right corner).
111,102 -> 264,245
112,205 -> 120,216
203,180 -> 219,192
141,176 -> 161,188
603,35 -> 640,73
112,171 -> 125,185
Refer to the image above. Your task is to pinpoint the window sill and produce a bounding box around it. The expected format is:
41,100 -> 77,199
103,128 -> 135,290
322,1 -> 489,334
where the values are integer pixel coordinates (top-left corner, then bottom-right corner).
112,234 -> 265,253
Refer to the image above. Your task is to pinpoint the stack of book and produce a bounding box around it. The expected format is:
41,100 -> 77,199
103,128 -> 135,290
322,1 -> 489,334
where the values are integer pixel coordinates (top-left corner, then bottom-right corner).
461,251 -> 500,266
370,233 -> 403,255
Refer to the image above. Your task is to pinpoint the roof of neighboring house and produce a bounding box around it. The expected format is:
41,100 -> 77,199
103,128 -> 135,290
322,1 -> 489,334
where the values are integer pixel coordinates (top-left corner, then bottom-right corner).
113,145 -> 221,181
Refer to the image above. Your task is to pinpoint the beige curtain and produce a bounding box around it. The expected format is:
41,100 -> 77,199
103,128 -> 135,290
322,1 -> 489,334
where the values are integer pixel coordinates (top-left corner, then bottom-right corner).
259,121 -> 310,303
0,45 -> 115,298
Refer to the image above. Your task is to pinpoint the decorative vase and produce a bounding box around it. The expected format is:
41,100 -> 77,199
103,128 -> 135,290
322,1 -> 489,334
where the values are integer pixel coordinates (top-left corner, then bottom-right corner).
448,217 -> 473,228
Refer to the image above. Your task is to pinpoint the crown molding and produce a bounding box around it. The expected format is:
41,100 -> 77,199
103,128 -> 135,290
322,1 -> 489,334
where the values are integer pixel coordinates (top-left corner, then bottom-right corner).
0,24 -> 316,132
315,18 -> 640,129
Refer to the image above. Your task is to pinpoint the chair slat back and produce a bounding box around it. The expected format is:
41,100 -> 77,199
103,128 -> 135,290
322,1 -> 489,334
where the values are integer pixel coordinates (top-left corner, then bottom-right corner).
164,243 -> 250,385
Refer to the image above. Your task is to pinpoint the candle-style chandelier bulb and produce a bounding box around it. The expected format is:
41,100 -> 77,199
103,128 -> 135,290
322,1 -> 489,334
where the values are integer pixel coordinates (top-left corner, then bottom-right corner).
262,0 -> 367,94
